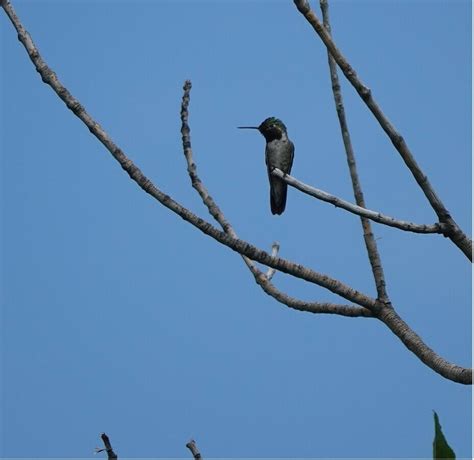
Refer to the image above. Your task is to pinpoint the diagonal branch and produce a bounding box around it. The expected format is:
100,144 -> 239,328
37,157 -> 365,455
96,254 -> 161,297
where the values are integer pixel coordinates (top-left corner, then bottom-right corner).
180,80 -> 371,318
377,307 -> 471,384
293,0 -> 472,261
272,168 -> 444,234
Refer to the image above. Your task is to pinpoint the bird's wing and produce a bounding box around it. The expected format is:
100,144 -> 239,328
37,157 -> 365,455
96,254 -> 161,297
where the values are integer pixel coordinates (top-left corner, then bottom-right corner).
287,140 -> 295,174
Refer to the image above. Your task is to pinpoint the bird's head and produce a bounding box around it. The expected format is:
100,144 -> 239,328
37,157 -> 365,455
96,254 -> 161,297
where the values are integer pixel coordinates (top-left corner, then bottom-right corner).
238,117 -> 288,142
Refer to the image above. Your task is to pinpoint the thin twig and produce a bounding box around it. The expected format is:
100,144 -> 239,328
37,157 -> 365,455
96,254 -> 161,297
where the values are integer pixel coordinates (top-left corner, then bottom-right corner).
272,168 -> 444,234
293,0 -> 472,261
266,242 -> 280,280
180,81 -> 235,236
186,439 -> 202,460
180,80 -> 369,317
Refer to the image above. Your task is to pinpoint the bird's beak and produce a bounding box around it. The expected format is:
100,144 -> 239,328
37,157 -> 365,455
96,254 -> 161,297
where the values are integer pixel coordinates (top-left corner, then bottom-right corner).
237,126 -> 259,129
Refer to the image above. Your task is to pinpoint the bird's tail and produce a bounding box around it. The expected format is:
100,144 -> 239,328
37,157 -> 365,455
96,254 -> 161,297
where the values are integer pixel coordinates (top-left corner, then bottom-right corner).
270,178 -> 288,215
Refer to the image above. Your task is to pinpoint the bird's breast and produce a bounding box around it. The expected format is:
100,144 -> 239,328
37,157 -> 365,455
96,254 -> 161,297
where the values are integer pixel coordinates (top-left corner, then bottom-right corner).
266,139 -> 291,169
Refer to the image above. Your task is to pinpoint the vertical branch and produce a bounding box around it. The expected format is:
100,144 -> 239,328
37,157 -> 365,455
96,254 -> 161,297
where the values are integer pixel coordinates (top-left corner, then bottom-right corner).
320,0 -> 389,302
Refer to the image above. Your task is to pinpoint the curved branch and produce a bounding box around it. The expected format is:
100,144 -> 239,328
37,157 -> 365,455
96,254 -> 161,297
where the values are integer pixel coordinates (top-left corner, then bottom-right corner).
293,0 -> 472,261
253,269 -> 373,317
376,306 -> 471,384
272,168 -> 444,234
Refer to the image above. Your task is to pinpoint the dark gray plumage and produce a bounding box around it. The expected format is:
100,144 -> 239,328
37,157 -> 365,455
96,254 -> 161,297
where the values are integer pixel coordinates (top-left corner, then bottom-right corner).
238,117 -> 294,215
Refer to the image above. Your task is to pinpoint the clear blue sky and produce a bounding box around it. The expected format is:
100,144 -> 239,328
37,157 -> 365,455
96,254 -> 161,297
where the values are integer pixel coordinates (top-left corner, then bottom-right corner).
1,0 -> 471,458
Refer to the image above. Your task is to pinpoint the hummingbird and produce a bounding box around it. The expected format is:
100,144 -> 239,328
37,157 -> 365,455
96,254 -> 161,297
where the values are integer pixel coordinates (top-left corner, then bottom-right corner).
238,117 -> 294,215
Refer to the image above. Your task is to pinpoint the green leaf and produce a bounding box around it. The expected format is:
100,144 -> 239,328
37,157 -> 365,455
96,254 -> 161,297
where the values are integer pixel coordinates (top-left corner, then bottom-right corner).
433,411 -> 456,459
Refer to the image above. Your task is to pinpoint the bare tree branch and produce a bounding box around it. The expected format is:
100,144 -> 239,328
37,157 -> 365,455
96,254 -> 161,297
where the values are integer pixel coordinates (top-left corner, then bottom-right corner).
180,80 -> 370,317
272,168 -> 444,234
2,0 -> 470,383
249,256 -> 373,317
320,0 -> 388,302
377,307 -> 471,384
293,0 -> 472,261
186,439 -> 202,460
254,272 -> 373,317
315,0 -> 471,386
95,433 -> 118,460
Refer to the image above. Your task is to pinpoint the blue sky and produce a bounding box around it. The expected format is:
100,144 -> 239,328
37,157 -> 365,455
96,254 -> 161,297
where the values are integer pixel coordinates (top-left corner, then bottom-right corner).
1,0 -> 471,458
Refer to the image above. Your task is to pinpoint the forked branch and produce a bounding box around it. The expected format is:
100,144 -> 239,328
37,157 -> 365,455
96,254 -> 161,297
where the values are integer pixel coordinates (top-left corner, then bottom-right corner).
2,0 -> 470,383
315,0 -> 470,385
293,0 -> 472,261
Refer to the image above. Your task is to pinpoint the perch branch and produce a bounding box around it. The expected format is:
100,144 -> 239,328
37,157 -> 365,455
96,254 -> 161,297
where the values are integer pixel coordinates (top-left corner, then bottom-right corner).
2,0 -> 470,383
293,0 -> 472,261
272,168 -> 444,234
186,439 -> 202,460
180,80 -> 370,317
